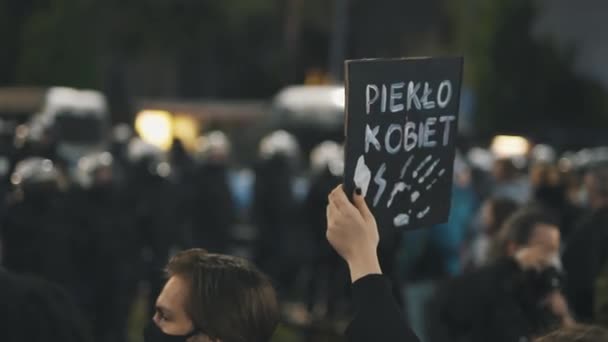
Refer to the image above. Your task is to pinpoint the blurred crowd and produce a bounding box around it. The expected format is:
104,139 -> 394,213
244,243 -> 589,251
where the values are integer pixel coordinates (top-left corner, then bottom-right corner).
2,117 -> 608,342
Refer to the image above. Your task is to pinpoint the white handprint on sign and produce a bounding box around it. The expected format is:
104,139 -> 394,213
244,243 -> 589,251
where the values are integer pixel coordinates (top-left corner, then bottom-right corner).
391,155 -> 446,227
387,182 -> 411,208
352,154 -> 447,228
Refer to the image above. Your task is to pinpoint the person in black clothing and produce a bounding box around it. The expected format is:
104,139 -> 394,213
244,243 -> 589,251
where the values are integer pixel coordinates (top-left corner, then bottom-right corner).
0,155 -> 12,235
1,158 -> 76,289
125,138 -> 184,318
186,133 -> 235,253
0,269 -> 92,342
431,207 -> 574,342
169,138 -> 195,181
143,184 -> 420,342
109,123 -> 134,186
326,185 -> 421,342
70,152 -> 139,342
563,165 -> 608,323
304,141 -> 349,317
529,162 -> 582,240
252,131 -> 301,286
187,160 -> 235,253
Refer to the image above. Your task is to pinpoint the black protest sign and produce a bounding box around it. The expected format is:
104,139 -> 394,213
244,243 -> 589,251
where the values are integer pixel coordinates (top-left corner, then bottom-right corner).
343,57 -> 463,231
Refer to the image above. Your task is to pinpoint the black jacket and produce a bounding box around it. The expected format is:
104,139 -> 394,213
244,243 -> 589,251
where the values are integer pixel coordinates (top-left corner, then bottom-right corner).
347,274 -> 420,342
0,270 -> 92,342
563,207 -> 608,322
430,258 -> 561,342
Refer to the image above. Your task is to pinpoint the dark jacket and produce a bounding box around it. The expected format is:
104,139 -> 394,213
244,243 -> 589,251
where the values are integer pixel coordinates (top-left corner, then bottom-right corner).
430,258 -> 561,342
188,162 -> 236,253
347,274 -> 420,342
0,269 -> 92,342
563,207 -> 608,322
1,188 -> 75,287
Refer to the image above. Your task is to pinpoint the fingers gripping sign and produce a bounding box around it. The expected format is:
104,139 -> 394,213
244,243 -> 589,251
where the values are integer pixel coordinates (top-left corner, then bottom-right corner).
326,185 -> 381,282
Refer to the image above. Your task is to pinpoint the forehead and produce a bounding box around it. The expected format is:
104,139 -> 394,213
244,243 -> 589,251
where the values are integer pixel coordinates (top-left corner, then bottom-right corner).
529,223 -> 560,245
157,275 -> 191,312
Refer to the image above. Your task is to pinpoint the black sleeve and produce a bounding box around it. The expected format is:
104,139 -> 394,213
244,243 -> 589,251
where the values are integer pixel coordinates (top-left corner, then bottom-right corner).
432,258 -> 524,339
434,258 -> 565,342
345,274 -> 420,342
563,221 -> 599,322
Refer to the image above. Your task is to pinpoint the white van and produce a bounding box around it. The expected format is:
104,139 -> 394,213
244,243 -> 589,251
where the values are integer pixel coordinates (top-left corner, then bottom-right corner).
269,85 -> 345,155
30,87 -> 109,164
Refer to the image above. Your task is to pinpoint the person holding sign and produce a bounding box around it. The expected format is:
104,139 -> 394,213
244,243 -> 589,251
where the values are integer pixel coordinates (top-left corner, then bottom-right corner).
342,56 -> 464,317
326,185 -> 421,342
143,184 -> 421,342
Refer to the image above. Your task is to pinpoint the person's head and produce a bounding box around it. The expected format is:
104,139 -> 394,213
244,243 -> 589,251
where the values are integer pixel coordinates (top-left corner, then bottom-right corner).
562,170 -> 583,207
535,324 -> 608,342
9,157 -> 62,203
496,207 -> 560,259
147,249 -> 279,342
257,130 -> 300,173
492,158 -> 518,182
584,165 -> 608,210
530,162 -> 561,190
196,131 -> 231,164
77,151 -> 114,189
481,197 -> 519,235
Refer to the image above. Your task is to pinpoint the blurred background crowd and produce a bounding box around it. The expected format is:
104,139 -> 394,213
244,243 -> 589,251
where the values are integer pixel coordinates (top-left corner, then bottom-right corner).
1,0 -> 608,341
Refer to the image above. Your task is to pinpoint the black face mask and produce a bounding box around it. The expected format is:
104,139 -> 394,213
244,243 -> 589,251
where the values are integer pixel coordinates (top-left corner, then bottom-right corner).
144,322 -> 199,342
522,266 -> 564,299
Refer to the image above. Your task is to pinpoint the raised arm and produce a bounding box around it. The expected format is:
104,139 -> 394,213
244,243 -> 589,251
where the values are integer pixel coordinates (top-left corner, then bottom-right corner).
326,185 -> 420,342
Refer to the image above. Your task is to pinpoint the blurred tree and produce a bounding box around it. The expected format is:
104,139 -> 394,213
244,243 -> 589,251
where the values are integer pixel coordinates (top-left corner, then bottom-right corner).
16,0 -> 100,88
0,0 -> 37,85
348,0 -> 447,59
3,0 -> 465,106
97,0 -> 280,98
449,0 -> 608,141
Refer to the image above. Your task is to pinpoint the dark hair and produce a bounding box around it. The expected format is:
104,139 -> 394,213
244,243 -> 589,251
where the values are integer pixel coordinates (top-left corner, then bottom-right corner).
530,162 -> 561,189
588,165 -> 608,198
486,197 -> 519,235
501,207 -> 559,245
493,158 -> 518,180
166,249 -> 279,342
491,207 -> 559,260
535,324 -> 608,342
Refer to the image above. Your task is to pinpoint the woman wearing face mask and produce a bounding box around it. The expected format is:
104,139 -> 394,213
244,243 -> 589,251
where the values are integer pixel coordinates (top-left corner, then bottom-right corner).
144,250 -> 279,342
146,185 -> 421,342
431,207 -> 574,342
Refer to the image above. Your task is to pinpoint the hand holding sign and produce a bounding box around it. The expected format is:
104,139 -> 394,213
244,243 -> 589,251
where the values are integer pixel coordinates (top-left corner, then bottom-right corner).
344,57 -> 463,232
326,185 -> 381,282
